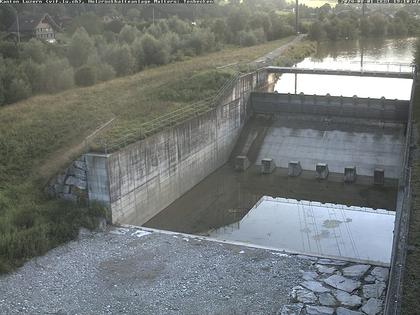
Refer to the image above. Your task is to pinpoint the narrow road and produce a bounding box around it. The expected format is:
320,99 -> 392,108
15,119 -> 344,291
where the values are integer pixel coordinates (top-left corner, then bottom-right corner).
250,34 -> 306,68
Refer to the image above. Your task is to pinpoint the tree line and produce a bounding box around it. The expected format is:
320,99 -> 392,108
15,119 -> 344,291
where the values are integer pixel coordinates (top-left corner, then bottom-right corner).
0,1 -> 296,106
308,4 -> 420,41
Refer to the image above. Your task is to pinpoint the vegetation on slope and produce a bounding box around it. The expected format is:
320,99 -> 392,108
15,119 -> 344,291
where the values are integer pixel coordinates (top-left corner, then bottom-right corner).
0,2 -> 298,106
0,38 -> 314,273
401,38 -> 420,313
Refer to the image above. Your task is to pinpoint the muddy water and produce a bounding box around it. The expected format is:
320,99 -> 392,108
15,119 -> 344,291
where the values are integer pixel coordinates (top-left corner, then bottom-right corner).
274,37 -> 415,100
144,165 -> 397,235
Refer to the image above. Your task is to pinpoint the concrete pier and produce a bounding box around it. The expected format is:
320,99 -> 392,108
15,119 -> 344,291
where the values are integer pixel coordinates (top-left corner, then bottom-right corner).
344,166 -> 357,183
235,156 -> 250,171
261,158 -> 276,174
374,168 -> 385,185
288,161 -> 302,177
316,163 -> 329,179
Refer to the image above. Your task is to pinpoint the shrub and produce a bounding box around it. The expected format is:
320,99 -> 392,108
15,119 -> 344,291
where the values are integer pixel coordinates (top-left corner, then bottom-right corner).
140,34 -> 169,66
43,57 -> 74,92
67,27 -> 95,68
4,77 -> 31,104
104,44 -> 135,76
95,63 -> 116,82
0,41 -> 19,59
75,66 -> 97,87
119,24 -> 138,44
21,39 -> 46,63
21,60 -> 46,93
239,30 -> 258,47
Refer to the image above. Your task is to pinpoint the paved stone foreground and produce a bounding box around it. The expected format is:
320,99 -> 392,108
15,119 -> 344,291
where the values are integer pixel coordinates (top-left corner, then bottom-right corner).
0,227 -> 312,315
0,227 -> 389,315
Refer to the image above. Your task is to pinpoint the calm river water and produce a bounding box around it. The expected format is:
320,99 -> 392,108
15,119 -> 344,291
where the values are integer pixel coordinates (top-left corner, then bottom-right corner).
274,37 -> 415,100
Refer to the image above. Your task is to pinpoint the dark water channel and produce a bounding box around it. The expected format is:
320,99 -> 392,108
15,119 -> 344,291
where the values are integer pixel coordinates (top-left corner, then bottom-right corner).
144,165 -> 397,235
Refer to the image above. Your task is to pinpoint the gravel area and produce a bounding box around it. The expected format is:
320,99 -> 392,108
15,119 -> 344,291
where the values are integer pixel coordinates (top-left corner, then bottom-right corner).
0,227 -> 313,315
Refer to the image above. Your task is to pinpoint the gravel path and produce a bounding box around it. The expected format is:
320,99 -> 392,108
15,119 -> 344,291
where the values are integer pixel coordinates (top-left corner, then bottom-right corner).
0,227 -> 312,315
250,34 -> 306,68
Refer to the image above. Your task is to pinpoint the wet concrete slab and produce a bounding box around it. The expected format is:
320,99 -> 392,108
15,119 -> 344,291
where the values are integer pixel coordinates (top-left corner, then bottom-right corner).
256,116 -> 406,178
207,197 -> 395,265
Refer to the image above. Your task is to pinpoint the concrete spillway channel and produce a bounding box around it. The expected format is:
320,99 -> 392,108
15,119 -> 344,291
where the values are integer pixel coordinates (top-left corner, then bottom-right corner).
41,67 -> 416,314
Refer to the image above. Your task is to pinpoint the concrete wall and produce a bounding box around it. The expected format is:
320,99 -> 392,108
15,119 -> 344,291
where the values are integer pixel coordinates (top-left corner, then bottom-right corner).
251,92 -> 409,123
250,92 -> 409,179
100,70 -> 275,225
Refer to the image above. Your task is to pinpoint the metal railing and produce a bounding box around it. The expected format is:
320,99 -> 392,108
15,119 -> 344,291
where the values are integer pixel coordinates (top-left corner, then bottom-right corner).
384,77 -> 417,315
88,71 -> 242,153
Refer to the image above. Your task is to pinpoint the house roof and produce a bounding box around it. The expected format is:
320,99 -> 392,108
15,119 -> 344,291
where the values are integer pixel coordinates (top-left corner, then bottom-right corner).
8,13 -> 61,33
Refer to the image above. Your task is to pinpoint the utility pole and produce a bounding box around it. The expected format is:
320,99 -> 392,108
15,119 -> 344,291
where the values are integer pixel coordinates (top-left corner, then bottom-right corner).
16,12 -> 20,44
295,0 -> 299,34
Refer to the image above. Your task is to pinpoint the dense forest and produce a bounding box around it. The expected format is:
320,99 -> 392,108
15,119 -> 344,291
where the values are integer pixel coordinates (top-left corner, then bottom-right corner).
0,1 -> 419,106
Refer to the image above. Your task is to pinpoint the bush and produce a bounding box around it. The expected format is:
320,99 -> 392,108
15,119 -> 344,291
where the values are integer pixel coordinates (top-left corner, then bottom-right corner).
239,30 -> 258,47
0,80 -> 5,106
132,38 -> 145,71
119,24 -> 138,44
104,44 -> 135,76
185,29 -> 216,56
95,63 -> 116,82
21,39 -> 46,64
140,34 -> 169,66
74,66 -> 97,87
21,60 -> 46,93
4,77 -> 31,104
67,27 -> 94,68
104,19 -> 125,33
0,41 -> 19,59
43,57 -> 74,92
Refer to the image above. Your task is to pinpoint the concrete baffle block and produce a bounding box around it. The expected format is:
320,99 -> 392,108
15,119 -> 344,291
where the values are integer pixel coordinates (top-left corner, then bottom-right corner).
374,168 -> 385,185
288,161 -> 302,177
316,163 -> 329,179
261,158 -> 276,174
344,166 -> 357,183
235,155 -> 250,172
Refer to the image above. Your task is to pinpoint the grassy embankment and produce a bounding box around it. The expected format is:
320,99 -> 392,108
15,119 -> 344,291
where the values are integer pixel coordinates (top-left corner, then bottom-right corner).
401,82 -> 420,314
0,36 -> 315,273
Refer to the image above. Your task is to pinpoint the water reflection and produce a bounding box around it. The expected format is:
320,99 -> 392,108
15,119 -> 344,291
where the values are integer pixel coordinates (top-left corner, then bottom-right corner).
275,38 -> 415,100
207,196 -> 395,264
144,165 -> 397,235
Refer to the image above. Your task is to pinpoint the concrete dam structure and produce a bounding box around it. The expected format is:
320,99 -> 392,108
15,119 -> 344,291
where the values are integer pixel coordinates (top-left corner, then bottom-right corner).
250,92 -> 408,180
48,66 -> 415,314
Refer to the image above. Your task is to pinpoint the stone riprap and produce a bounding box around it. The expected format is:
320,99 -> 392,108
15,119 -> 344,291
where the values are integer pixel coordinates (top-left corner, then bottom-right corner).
281,257 -> 389,315
46,156 -> 88,203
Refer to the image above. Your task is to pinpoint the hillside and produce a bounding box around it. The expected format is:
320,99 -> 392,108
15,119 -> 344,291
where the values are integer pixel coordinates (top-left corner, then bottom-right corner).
0,36 -> 316,272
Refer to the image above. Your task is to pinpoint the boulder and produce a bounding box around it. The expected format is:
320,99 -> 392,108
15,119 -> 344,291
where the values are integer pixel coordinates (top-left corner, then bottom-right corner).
318,293 -> 337,307
324,275 -> 361,293
305,305 -> 334,315
291,286 -> 318,304
301,281 -> 331,293
361,298 -> 383,315
370,267 -> 389,282
334,290 -> 362,307
342,264 -> 370,278
362,282 -> 386,299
